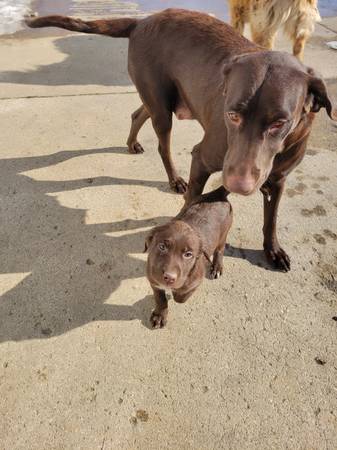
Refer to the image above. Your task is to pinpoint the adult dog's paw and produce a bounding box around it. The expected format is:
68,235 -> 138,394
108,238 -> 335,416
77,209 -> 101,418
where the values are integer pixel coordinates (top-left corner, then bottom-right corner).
264,244 -> 291,272
127,141 -> 144,154
150,310 -> 167,329
169,177 -> 188,194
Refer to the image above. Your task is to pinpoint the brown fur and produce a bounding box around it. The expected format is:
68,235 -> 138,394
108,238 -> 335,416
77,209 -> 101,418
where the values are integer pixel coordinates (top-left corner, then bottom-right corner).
145,187 -> 232,328
228,0 -> 321,60
26,9 -> 336,272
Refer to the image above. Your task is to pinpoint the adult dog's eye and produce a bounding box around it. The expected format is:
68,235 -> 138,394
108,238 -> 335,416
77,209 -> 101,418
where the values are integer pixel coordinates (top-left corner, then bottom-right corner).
268,120 -> 286,135
183,251 -> 193,259
158,243 -> 166,252
227,112 -> 241,125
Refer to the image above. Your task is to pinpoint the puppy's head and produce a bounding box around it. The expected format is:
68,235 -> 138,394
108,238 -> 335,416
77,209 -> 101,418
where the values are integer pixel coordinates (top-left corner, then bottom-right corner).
144,221 -> 206,290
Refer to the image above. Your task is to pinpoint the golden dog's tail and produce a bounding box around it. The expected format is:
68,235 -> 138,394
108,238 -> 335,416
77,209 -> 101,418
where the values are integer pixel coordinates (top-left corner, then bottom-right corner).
25,15 -> 138,38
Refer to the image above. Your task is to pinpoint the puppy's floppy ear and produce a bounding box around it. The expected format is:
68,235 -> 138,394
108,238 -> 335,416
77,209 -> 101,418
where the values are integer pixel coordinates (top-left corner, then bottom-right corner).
144,229 -> 155,253
196,235 -> 212,263
306,74 -> 337,120
144,225 -> 162,252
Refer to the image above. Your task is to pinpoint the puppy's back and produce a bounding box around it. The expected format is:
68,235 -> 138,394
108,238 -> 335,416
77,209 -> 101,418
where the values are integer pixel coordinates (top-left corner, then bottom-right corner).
177,187 -> 232,251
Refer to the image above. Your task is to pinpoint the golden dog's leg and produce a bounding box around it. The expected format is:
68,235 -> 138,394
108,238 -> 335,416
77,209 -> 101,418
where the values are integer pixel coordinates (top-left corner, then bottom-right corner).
229,0 -> 247,35
292,34 -> 307,61
250,27 -> 276,49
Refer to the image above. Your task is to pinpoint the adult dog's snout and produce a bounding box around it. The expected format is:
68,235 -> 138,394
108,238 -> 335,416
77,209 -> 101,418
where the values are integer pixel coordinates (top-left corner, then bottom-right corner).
223,165 -> 261,195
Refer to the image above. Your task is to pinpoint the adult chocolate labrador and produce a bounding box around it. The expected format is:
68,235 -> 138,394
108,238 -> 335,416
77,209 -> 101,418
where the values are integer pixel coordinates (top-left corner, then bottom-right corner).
26,9 -> 336,271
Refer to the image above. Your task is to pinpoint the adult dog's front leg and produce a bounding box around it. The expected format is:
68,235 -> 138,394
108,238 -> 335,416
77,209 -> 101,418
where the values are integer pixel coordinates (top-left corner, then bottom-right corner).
262,177 -> 290,272
184,145 -> 211,205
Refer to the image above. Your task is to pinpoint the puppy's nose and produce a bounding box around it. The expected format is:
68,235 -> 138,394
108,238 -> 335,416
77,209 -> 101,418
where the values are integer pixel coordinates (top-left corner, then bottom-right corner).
163,272 -> 177,285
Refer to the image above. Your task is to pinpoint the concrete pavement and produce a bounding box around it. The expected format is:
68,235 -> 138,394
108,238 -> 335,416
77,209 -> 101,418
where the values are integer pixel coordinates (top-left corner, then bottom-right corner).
0,14 -> 337,450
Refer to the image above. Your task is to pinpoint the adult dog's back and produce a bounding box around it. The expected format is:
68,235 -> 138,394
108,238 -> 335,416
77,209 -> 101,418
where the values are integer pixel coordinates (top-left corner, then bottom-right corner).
228,0 -> 321,59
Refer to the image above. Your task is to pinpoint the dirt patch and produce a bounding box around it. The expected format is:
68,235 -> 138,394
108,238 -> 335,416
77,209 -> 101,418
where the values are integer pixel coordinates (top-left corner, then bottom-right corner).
301,205 -> 327,217
306,149 -> 318,156
323,229 -> 337,240
136,409 -> 149,422
314,234 -> 326,245
286,182 -> 308,198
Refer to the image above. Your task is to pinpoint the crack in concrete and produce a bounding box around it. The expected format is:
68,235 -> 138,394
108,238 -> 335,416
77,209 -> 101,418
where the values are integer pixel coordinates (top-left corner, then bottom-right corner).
319,23 -> 337,34
0,91 -> 137,101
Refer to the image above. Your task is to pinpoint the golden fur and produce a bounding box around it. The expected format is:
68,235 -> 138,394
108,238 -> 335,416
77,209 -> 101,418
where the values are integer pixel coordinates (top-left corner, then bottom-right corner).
228,0 -> 321,59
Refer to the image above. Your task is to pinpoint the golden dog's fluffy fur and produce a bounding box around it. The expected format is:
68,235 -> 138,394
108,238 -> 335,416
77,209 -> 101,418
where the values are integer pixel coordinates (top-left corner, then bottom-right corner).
228,0 -> 321,59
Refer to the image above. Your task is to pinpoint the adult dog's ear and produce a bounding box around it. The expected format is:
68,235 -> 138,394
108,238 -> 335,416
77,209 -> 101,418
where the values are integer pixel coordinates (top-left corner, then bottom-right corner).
307,76 -> 337,120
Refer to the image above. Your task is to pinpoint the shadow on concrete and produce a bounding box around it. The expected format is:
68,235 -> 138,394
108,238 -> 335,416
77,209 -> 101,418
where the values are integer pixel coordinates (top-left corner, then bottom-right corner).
0,35 -> 132,87
102,294 -> 155,330
0,147 -> 171,342
224,244 -> 273,271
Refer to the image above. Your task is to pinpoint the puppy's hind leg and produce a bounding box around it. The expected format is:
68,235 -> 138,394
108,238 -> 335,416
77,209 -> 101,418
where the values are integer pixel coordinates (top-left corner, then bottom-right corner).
126,104 -> 150,154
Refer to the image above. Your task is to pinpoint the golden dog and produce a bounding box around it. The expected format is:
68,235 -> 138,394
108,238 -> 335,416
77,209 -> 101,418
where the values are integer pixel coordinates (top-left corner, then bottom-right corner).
228,0 -> 321,59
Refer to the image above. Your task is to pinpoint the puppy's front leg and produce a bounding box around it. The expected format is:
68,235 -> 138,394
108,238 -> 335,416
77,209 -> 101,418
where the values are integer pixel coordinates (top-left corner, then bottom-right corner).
209,248 -> 223,280
173,286 -> 198,304
150,287 -> 168,329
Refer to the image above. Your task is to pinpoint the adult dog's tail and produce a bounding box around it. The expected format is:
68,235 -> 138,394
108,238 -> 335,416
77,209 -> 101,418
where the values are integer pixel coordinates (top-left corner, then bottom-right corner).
25,15 -> 138,38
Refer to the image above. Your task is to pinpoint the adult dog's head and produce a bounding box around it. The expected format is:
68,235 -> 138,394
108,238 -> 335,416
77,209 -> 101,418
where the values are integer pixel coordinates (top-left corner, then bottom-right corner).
222,51 -> 337,195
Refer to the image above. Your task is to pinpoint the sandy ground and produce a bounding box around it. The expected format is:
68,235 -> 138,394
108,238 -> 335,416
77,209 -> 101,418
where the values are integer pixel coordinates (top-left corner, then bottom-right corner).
0,13 -> 337,450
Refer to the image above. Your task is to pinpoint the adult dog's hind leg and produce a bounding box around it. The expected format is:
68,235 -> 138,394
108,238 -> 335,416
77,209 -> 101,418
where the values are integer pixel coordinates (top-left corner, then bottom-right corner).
126,104 -> 150,154
130,71 -> 187,193
151,110 -> 187,194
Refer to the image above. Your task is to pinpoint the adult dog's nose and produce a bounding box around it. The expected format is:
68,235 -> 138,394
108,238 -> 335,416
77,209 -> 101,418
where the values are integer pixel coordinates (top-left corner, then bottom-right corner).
224,174 -> 256,195
224,164 -> 260,195
163,272 -> 177,285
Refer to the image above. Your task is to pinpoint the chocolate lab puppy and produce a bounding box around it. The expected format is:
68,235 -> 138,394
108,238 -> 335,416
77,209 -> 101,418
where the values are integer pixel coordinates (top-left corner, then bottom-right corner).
145,187 -> 232,328
26,9 -> 337,272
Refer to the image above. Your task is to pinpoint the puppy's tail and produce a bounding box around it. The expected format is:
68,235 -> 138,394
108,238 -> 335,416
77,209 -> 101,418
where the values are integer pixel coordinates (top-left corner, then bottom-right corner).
25,15 -> 138,38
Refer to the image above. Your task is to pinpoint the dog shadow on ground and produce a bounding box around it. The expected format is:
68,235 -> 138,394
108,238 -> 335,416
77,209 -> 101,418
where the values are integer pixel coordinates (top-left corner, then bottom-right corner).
224,244 -> 273,270
0,147 -> 173,342
0,35 -> 132,87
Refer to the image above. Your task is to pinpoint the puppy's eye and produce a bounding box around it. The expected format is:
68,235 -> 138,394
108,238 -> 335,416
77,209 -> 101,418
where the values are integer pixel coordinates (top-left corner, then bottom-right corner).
227,112 -> 241,125
268,120 -> 286,135
158,243 -> 166,252
183,251 -> 193,259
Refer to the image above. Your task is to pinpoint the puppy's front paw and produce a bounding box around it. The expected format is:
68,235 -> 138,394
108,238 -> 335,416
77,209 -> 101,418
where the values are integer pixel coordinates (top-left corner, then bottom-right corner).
150,310 -> 167,329
209,262 -> 223,280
